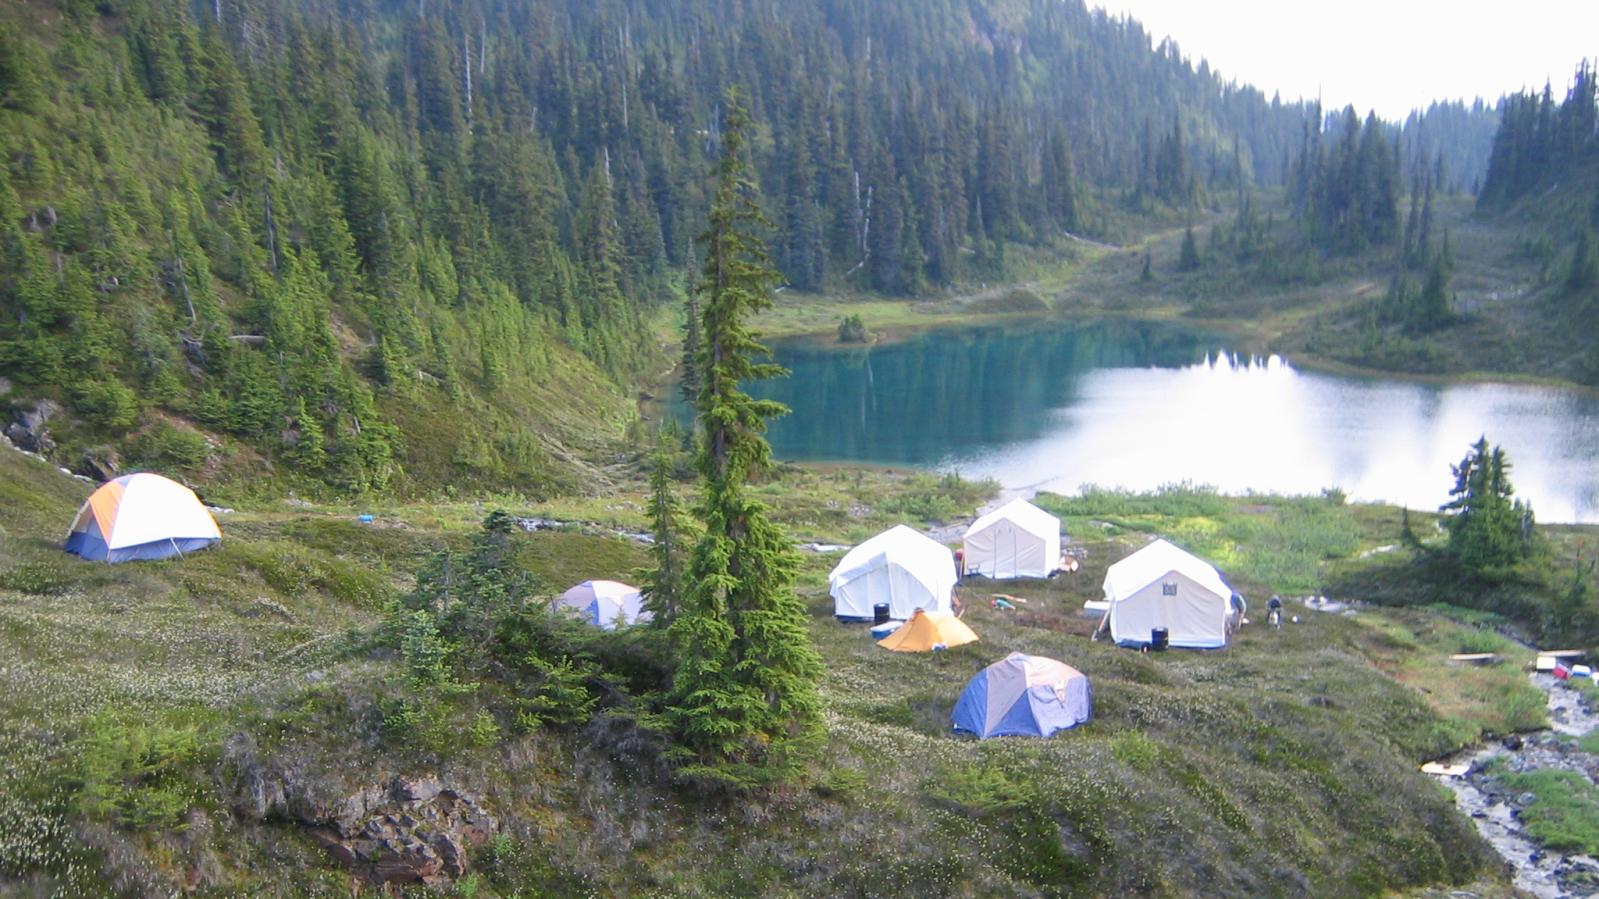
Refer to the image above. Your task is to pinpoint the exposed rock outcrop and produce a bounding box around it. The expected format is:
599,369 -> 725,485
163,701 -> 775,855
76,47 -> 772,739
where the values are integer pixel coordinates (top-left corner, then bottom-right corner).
307,777 -> 498,886
75,447 -> 121,482
5,399 -> 59,454
226,736 -> 498,887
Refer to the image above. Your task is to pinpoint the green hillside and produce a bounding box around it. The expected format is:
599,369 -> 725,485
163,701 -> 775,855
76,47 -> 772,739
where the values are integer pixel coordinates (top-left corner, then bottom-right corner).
0,443 -> 1547,896
4,1 -> 1595,893
0,0 -> 1502,493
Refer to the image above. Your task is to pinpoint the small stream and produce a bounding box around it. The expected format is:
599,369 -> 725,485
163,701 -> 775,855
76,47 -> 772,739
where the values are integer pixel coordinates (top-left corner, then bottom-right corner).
1431,674 -> 1599,898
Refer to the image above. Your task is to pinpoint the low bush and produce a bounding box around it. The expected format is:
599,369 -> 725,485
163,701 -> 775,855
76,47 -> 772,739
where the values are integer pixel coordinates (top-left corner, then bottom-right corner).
73,714 -> 211,829
837,314 -> 870,343
128,422 -> 211,474
220,543 -> 390,609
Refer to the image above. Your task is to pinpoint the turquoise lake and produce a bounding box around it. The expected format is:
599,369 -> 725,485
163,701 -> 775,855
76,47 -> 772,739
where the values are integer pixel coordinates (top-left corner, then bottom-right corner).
726,320 -> 1599,523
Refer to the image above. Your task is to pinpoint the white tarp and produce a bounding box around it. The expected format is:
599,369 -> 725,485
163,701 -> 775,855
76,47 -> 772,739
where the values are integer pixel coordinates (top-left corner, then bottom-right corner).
829,525 -> 956,620
963,498 -> 1062,579
1103,538 -> 1231,649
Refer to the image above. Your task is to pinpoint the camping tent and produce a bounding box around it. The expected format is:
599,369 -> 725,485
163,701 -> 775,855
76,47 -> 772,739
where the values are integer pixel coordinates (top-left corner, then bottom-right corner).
952,653 -> 1091,738
876,609 -> 978,652
63,473 -> 221,563
962,498 -> 1062,579
1102,538 -> 1233,649
557,580 -> 650,629
829,525 -> 956,620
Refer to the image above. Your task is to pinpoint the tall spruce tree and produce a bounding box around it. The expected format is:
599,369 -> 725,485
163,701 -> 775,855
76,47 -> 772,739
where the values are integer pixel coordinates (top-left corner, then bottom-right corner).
1178,225 -> 1201,271
679,270 -> 703,408
1441,436 -> 1534,579
640,432 -> 693,625
667,89 -> 823,784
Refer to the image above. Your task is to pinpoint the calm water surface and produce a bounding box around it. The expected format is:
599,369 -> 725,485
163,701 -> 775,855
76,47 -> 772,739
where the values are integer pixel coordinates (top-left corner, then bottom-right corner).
742,320 -> 1599,523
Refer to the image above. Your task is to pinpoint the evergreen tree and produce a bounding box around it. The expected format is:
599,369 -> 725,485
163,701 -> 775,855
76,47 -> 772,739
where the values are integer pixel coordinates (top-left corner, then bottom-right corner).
1042,125 -> 1078,231
640,434 -> 693,625
1154,114 -> 1193,206
1440,437 -> 1535,579
1415,254 -> 1452,331
679,267 -> 703,407
1567,229 -> 1599,297
286,396 -> 327,470
1177,225 -> 1201,272
406,509 -> 542,662
0,25 -> 41,112
668,89 -> 823,784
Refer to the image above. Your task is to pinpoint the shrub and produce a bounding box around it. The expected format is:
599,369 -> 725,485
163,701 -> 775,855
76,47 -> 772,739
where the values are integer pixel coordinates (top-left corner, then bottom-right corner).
1500,688 -> 1549,733
223,543 -> 390,609
1110,731 -> 1159,770
377,695 -> 454,754
1454,629 -> 1504,655
71,380 -> 139,431
74,715 -> 207,829
129,421 -> 210,473
508,654 -> 597,731
879,473 -> 989,523
837,314 -> 869,343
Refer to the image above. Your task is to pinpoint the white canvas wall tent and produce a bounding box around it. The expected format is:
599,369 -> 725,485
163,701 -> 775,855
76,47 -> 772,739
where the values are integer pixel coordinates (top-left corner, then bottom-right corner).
829,525 -> 957,620
962,498 -> 1062,579
1099,538 -> 1233,649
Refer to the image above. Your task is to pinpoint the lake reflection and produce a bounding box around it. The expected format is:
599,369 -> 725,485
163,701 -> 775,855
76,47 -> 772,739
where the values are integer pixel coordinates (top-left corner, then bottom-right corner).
744,321 -> 1599,523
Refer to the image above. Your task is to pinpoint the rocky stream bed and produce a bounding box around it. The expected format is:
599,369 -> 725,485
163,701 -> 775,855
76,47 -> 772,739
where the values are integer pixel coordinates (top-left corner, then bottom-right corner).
1433,674 -> 1599,898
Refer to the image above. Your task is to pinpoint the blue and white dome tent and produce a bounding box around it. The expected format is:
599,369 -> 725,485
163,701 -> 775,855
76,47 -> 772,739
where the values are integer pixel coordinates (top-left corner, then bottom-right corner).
952,652 -> 1091,739
555,580 -> 650,629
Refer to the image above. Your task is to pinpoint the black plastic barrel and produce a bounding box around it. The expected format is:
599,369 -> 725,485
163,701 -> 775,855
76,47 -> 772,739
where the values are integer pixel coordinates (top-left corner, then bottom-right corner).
873,603 -> 891,625
1151,627 -> 1170,652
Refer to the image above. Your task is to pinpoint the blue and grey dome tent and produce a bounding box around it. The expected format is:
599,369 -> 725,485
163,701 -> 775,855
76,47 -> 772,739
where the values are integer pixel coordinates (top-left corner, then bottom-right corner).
952,652 -> 1091,739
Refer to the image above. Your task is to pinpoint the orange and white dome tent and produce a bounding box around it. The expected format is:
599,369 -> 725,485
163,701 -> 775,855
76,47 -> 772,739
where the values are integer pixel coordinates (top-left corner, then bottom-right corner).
63,473 -> 221,563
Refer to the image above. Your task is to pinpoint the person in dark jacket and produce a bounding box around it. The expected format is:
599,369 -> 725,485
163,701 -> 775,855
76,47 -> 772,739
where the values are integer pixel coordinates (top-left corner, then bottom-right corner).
1267,594 -> 1283,629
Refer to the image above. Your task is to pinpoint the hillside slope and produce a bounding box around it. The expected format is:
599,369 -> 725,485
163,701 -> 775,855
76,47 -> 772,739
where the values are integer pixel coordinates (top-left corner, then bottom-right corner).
0,445 -> 1530,896
0,0 -> 1500,496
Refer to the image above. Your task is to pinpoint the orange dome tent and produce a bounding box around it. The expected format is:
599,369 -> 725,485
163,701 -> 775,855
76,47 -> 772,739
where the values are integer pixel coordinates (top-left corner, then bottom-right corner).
876,609 -> 979,652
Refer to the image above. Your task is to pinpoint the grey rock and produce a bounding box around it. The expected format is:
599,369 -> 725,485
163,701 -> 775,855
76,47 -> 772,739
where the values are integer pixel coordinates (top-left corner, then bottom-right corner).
6,399 -> 59,454
75,448 -> 120,482
259,771 -> 498,886
430,831 -> 468,878
391,774 -> 443,803
313,830 -> 358,866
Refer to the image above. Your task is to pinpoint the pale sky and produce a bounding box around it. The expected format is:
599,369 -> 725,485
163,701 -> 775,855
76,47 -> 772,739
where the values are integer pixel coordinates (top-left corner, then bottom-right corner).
1092,0 -> 1599,120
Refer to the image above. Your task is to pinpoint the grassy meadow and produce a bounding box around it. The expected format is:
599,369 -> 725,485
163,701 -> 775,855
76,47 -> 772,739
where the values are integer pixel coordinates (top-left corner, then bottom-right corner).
0,441 -> 1563,896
